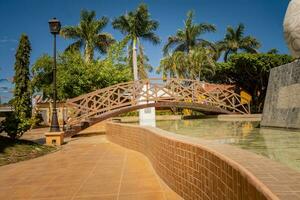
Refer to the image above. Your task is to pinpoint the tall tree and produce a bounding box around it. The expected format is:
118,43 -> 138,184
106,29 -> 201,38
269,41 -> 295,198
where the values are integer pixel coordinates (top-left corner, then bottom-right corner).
218,23 -> 260,61
60,9 -> 114,63
32,40 -> 131,100
157,47 -> 215,79
0,34 -> 32,139
13,34 -> 32,120
163,11 -> 216,56
207,53 -> 293,113
112,3 -> 160,80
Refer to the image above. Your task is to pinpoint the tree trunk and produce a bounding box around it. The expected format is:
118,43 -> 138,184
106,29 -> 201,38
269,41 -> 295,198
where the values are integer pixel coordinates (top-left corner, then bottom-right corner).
132,38 -> 138,81
85,43 -> 94,63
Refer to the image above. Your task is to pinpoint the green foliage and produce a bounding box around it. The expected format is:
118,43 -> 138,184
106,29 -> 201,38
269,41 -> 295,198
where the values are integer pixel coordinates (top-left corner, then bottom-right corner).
32,40 -> 131,100
31,54 -> 53,97
13,34 -> 32,120
0,135 -> 55,166
217,23 -> 261,61
208,53 -> 293,113
0,112 -> 31,139
157,47 -> 216,79
30,112 -> 44,128
112,4 -> 160,44
163,10 -> 216,55
267,48 -> 279,54
112,3 -> 160,78
60,9 -> 115,63
1,34 -> 32,139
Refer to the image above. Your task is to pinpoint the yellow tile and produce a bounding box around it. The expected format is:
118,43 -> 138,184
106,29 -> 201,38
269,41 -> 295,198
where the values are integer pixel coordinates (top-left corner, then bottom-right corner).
119,192 -> 165,200
119,178 -> 162,195
76,181 -> 120,197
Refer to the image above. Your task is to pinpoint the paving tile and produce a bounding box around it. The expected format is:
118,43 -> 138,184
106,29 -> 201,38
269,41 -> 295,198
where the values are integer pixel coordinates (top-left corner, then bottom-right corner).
118,192 -> 165,200
31,183 -> 80,199
73,194 -> 117,200
0,135 -> 180,200
9,185 -> 40,199
0,187 -> 14,200
119,177 -> 162,195
88,171 -> 122,182
75,181 -> 120,197
122,171 -> 157,181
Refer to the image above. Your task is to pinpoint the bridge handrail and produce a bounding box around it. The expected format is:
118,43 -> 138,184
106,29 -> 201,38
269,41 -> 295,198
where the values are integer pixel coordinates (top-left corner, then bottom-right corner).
65,78 -> 251,126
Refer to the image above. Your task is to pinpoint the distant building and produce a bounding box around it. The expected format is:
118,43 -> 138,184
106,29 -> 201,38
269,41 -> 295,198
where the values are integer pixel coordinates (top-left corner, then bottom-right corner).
33,95 -> 67,126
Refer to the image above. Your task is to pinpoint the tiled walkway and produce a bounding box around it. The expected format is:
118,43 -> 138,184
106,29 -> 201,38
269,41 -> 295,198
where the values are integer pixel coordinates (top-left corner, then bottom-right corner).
0,136 -> 182,200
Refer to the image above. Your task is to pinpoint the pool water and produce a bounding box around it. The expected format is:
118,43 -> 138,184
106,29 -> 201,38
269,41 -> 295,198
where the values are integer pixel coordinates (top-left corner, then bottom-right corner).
155,118 -> 300,172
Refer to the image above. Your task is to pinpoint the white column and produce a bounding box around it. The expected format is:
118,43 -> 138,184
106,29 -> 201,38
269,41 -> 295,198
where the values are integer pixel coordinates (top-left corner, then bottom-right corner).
139,84 -> 156,127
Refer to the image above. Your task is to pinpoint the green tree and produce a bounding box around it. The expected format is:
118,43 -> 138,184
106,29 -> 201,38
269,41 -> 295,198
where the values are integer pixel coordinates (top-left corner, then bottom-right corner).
207,53 -> 293,113
31,54 -> 53,98
1,34 -> 32,139
218,23 -> 260,62
60,9 -> 114,63
163,11 -> 216,55
13,34 -> 32,120
32,39 -> 131,100
267,48 -> 279,54
112,3 -> 160,80
157,47 -> 215,79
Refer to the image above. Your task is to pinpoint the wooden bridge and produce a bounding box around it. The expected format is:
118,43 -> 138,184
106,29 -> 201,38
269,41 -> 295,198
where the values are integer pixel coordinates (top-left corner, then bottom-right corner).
65,78 -> 250,134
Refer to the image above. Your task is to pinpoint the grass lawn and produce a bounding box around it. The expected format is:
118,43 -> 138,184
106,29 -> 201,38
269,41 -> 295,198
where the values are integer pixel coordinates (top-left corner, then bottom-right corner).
0,135 -> 57,166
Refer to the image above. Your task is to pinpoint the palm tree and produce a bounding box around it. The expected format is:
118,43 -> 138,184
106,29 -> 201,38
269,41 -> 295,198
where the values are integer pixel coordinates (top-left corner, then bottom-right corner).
267,48 -> 279,54
157,47 -> 215,79
112,4 -> 160,80
60,9 -> 114,63
218,23 -> 260,62
188,47 -> 216,80
163,11 -> 216,56
157,51 -> 186,78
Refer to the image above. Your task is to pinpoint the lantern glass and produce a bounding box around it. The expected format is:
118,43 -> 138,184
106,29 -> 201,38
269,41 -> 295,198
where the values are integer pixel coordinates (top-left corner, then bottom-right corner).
48,18 -> 61,34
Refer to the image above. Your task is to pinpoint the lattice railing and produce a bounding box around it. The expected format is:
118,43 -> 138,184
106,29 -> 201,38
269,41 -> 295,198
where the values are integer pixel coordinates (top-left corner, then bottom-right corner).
66,78 -> 250,126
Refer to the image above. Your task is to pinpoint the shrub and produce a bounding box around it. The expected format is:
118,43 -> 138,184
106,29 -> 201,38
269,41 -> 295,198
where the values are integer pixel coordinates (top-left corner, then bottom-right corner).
0,112 -> 31,139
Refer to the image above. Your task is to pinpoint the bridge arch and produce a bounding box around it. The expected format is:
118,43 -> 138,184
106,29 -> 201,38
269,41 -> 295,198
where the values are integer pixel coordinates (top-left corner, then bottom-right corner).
65,78 -> 250,133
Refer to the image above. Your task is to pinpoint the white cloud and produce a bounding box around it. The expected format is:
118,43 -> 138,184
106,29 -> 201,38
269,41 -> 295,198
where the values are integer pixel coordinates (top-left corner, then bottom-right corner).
0,38 -> 17,43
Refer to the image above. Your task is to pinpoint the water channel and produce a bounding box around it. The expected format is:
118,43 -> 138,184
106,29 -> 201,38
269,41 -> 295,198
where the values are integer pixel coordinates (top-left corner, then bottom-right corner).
154,118 -> 300,172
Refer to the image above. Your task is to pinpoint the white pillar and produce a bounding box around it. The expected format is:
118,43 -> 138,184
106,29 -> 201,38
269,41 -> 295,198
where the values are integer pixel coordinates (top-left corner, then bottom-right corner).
139,84 -> 156,127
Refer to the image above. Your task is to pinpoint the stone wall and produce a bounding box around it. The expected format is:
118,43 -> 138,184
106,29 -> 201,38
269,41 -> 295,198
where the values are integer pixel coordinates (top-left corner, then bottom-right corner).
261,61 -> 300,128
106,122 -> 300,200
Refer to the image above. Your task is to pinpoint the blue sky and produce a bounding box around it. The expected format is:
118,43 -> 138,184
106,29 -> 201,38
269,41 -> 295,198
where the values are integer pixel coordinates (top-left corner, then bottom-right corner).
0,0 -> 290,102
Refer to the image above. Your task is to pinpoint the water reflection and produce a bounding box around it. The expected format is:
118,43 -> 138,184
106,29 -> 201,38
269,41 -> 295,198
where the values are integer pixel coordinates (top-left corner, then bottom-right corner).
156,118 -> 300,171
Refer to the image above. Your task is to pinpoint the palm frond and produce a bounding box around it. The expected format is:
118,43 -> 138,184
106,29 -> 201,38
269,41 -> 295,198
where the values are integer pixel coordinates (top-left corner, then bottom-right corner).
95,16 -> 109,32
236,23 -> 245,40
60,9 -> 114,62
141,32 -> 160,45
80,9 -> 96,24
196,23 -> 216,35
60,26 -> 80,39
95,33 -> 115,54
163,10 -> 215,55
163,36 -> 182,55
112,15 -> 131,35
65,40 -> 83,52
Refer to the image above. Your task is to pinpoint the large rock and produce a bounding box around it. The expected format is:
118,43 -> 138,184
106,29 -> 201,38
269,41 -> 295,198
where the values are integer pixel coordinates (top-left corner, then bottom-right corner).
261,61 -> 300,129
284,0 -> 300,57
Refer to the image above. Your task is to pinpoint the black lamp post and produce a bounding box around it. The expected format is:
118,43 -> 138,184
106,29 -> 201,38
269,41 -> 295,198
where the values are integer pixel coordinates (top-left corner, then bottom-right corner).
48,18 -> 61,132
